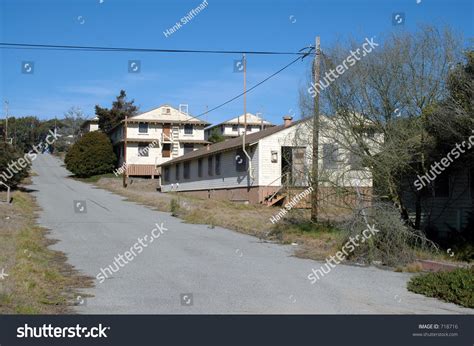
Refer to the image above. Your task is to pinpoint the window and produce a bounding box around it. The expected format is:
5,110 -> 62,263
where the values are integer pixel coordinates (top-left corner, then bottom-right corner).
138,122 -> 148,134
175,163 -> 180,180
232,124 -> 239,132
184,124 -> 193,135
215,153 -> 221,175
184,143 -> 194,154
138,143 -> 149,157
163,108 -> 171,114
246,125 -> 252,132
162,144 -> 171,158
235,149 -> 247,172
184,161 -> 190,179
163,167 -> 170,182
198,158 -> 203,177
208,156 -> 213,176
470,168 -> 474,199
434,174 -> 450,198
271,151 -> 278,163
323,144 -> 339,169
348,146 -> 363,170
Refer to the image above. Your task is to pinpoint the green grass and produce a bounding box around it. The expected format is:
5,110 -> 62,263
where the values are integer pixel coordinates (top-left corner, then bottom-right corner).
407,268 -> 474,308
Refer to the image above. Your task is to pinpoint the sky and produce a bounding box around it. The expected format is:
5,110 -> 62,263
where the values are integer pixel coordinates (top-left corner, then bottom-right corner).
0,0 -> 473,126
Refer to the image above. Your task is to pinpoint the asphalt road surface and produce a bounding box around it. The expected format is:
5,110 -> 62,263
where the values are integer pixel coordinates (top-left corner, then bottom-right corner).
29,154 -> 472,314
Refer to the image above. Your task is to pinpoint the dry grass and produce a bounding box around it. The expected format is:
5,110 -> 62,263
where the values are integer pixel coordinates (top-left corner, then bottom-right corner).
0,190 -> 92,314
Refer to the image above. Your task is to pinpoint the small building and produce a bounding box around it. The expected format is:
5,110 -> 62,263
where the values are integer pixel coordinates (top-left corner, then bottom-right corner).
109,104 -> 210,178
80,116 -> 99,133
160,115 -> 374,206
204,113 -> 274,140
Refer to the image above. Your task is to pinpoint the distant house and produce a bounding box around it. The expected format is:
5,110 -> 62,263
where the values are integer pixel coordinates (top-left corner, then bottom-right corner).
160,115 -> 374,206
109,104 -> 210,178
204,113 -> 274,140
80,116 -> 99,134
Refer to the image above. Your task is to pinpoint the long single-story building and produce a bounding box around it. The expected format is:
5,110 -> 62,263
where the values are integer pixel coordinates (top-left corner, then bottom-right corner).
160,115 -> 374,206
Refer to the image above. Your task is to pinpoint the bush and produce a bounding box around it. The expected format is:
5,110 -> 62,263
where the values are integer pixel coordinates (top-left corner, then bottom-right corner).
170,198 -> 180,217
341,201 -> 437,266
0,143 -> 30,189
407,268 -> 474,308
65,132 -> 116,178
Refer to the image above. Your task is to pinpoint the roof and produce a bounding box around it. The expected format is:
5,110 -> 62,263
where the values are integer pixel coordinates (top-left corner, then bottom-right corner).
162,119 -> 305,166
205,113 -> 274,130
130,104 -> 210,125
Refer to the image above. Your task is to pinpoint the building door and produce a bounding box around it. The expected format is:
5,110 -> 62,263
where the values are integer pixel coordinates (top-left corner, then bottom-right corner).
163,124 -> 171,140
281,147 -> 307,186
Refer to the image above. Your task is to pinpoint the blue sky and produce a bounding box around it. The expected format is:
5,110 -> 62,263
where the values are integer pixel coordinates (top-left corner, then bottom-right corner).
0,0 -> 472,126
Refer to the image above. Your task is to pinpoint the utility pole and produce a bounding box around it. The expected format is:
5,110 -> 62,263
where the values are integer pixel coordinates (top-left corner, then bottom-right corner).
241,53 -> 254,180
311,36 -> 321,223
122,115 -> 128,188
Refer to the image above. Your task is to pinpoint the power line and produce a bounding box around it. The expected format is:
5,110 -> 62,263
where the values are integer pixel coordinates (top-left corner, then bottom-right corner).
186,51 -> 313,123
0,42 -> 310,56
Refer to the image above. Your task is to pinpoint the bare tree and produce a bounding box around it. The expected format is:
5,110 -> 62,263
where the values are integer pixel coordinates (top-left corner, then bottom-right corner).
297,25 -> 462,229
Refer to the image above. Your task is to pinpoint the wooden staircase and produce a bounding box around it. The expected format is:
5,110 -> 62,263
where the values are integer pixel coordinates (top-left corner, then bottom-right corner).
263,188 -> 286,207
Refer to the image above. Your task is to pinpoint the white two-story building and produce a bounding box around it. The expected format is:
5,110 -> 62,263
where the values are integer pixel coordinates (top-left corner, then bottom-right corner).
204,113 -> 274,140
109,104 -> 210,177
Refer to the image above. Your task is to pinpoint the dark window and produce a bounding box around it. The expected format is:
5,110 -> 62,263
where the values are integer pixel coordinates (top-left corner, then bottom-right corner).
215,153 -> 221,175
235,149 -> 247,172
162,144 -> 171,158
163,167 -> 170,182
138,122 -> 148,133
175,163 -> 180,180
323,144 -> 339,169
470,168 -> 474,199
232,124 -> 238,132
246,125 -> 252,131
198,158 -> 203,177
184,161 -> 190,179
184,124 -> 193,135
184,143 -> 194,154
138,143 -> 149,157
434,174 -> 450,198
348,147 -> 363,170
208,156 -> 213,176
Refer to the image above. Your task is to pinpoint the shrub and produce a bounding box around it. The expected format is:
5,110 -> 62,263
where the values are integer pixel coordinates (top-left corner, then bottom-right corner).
170,198 -> 180,217
407,268 -> 474,308
65,132 -> 116,178
341,201 -> 438,266
0,143 -> 30,189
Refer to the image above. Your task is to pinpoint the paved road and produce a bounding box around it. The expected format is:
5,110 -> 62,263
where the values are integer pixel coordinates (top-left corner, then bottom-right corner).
29,154 -> 472,314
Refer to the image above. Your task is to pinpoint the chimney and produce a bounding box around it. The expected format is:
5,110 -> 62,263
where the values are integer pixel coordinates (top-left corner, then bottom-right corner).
206,144 -> 210,151
283,115 -> 293,127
